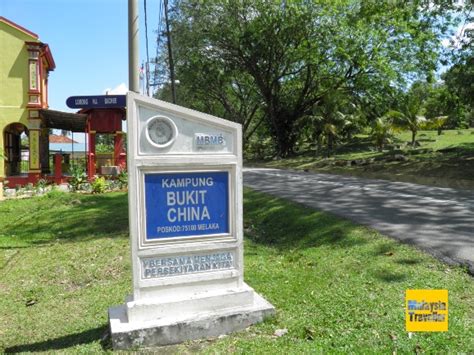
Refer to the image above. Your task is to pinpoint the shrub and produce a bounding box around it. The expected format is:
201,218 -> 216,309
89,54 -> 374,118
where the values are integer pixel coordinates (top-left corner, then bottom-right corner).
69,164 -> 88,192
91,176 -> 107,194
117,169 -> 128,189
35,179 -> 48,194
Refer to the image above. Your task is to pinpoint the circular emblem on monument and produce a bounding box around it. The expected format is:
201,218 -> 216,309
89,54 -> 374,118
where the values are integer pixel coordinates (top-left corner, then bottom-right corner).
145,115 -> 178,148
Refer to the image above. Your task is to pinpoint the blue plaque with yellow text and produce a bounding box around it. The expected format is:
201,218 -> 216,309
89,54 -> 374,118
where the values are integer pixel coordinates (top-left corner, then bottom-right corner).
145,171 -> 229,239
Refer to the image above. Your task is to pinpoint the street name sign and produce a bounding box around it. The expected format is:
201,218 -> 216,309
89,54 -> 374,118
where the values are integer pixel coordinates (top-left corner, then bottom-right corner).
66,95 -> 126,109
108,92 -> 274,349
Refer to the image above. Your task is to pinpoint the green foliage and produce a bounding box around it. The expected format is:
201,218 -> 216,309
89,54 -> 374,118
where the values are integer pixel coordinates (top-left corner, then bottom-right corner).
44,187 -> 67,200
117,169 -> 128,190
91,176 -> 107,194
95,134 -> 114,153
95,143 -> 113,153
424,82 -> 469,129
444,55 -> 474,110
424,116 -> 448,135
384,82 -> 431,146
68,164 -> 88,192
245,136 -> 275,160
370,117 -> 393,151
158,0 -> 458,157
35,179 -> 48,194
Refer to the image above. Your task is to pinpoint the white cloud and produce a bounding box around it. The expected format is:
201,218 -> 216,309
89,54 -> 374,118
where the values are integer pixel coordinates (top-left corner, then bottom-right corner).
103,83 -> 128,95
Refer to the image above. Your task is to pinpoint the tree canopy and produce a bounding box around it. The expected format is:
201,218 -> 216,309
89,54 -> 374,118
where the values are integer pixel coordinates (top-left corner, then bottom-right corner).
153,0 -> 470,157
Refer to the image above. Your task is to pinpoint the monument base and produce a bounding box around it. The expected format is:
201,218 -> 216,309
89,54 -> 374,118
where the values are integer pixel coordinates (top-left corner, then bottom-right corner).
108,284 -> 275,350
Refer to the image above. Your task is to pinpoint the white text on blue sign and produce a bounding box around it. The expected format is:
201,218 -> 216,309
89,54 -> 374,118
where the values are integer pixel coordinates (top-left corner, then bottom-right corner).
145,172 -> 229,239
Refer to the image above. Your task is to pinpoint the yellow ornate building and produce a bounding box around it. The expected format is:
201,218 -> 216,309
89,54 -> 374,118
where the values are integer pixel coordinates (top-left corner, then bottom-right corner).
0,16 -> 55,184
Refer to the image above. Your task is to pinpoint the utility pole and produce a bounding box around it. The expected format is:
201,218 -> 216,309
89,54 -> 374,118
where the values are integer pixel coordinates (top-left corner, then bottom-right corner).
164,0 -> 176,104
128,0 -> 139,93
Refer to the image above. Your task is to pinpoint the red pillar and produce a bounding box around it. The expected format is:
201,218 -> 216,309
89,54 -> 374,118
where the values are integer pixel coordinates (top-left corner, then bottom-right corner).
87,131 -> 96,180
54,153 -> 62,184
114,132 -> 126,170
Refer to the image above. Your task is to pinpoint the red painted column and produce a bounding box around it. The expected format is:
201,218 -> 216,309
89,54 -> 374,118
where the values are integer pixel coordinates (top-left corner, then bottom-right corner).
114,132 -> 126,170
87,131 -> 96,180
54,153 -> 62,184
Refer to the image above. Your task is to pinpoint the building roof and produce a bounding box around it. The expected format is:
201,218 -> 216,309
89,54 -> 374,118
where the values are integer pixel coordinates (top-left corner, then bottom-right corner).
40,109 -> 88,132
49,134 -> 78,144
42,43 -> 56,70
0,16 -> 39,39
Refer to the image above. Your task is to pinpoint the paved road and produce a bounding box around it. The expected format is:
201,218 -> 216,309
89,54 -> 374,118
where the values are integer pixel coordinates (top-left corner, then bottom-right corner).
243,168 -> 474,273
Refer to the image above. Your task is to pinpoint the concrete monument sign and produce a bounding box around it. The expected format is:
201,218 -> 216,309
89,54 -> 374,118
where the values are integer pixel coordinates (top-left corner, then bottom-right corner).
108,92 -> 274,349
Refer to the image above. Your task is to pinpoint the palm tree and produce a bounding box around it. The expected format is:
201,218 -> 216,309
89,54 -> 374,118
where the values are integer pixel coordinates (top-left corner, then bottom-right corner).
370,117 -> 393,151
385,89 -> 427,147
386,82 -> 431,146
310,92 -> 363,156
426,116 -> 448,135
310,112 -> 350,156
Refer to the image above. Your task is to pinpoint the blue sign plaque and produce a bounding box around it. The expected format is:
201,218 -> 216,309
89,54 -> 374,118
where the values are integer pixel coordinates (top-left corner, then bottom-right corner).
145,171 -> 229,239
66,95 -> 126,109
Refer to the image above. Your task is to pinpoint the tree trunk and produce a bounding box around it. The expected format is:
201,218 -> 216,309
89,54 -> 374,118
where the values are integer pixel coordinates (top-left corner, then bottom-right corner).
314,132 -> 322,153
326,134 -> 334,157
411,130 -> 417,146
268,108 -> 298,158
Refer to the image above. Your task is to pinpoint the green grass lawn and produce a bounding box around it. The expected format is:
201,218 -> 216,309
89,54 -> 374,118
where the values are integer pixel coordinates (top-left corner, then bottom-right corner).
252,129 -> 474,189
0,190 -> 473,353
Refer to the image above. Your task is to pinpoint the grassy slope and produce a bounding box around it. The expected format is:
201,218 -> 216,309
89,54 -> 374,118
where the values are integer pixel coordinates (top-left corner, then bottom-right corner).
254,129 -> 474,189
0,191 -> 473,353
0,191 -> 131,353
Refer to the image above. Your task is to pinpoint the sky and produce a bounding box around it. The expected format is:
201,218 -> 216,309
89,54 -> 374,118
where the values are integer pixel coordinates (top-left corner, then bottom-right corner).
1,0 -> 470,115
1,0 -> 161,113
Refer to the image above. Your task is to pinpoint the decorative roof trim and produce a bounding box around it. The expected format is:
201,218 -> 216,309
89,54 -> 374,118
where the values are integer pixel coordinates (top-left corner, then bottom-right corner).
42,44 -> 56,70
25,41 -> 56,71
0,16 -> 39,39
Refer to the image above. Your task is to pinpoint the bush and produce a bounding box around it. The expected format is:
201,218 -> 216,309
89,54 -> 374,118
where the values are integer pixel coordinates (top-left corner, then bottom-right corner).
45,188 -> 67,199
68,164 -> 88,192
91,176 -> 107,194
244,137 -> 275,160
35,179 -> 48,194
117,169 -> 128,189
